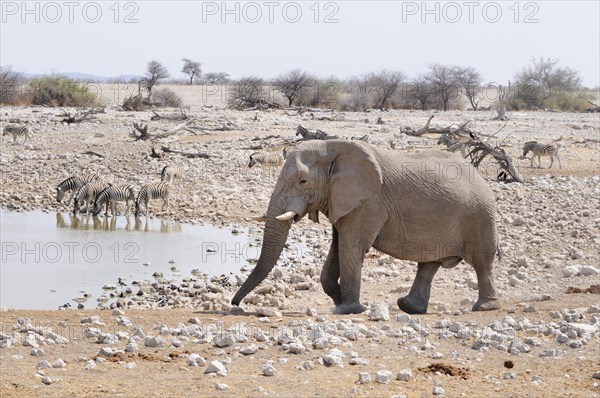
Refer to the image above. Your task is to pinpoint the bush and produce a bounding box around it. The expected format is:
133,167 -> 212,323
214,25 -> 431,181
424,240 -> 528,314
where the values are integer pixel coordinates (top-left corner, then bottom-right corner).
28,76 -> 97,106
296,78 -> 341,108
152,87 -> 183,108
0,66 -> 24,104
227,76 -> 267,109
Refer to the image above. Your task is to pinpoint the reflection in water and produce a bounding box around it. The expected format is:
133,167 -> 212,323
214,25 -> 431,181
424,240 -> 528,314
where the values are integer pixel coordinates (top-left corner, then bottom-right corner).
55,212 -> 183,233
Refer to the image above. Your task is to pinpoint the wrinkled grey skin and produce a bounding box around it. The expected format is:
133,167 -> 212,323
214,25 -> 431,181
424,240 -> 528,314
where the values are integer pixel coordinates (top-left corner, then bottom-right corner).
232,140 -> 501,314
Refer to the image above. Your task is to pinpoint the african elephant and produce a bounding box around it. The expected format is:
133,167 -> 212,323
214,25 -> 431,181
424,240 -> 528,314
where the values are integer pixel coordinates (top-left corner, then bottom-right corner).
231,140 -> 501,314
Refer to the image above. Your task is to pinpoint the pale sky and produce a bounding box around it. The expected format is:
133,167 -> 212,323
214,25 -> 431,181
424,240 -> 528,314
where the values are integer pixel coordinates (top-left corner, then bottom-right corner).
1,1 -> 599,86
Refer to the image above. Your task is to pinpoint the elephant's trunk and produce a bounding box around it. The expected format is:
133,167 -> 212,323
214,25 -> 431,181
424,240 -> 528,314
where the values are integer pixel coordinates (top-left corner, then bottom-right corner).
231,219 -> 291,306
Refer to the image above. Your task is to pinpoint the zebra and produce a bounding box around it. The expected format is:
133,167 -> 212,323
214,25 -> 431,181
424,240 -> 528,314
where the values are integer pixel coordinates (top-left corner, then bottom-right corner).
134,181 -> 170,217
92,184 -> 136,216
72,181 -> 109,215
249,151 -> 285,178
522,141 -> 562,169
438,134 -> 467,157
56,172 -> 104,205
296,126 -> 338,141
3,125 -> 31,145
161,165 -> 184,184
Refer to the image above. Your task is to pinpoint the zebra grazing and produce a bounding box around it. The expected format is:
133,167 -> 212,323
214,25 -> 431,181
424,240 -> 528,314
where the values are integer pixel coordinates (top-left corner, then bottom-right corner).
56,172 -> 104,205
135,181 -> 170,217
72,181 -> 109,215
92,184 -> 136,216
3,125 -> 31,145
522,141 -> 562,169
438,134 -> 467,157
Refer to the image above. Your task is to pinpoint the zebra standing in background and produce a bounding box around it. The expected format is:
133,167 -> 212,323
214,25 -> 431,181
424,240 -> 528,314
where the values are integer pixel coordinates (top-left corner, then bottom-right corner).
92,184 -> 136,216
56,172 -> 104,205
135,181 -> 170,217
438,134 -> 468,157
72,181 -> 109,215
161,165 -> 184,197
522,141 -> 562,169
249,151 -> 285,177
3,125 -> 31,145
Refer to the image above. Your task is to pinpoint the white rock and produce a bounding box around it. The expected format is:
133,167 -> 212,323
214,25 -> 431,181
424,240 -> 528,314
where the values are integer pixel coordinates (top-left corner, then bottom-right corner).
539,349 -> 565,358
255,307 -> 282,317
187,353 -> 207,366
41,376 -> 54,385
215,383 -> 229,391
288,342 -> 306,354
53,359 -> 66,368
562,265 -> 581,277
306,308 -> 317,316
240,344 -> 259,355
262,361 -> 276,376
433,386 -> 445,395
580,266 -> 600,276
36,360 -> 52,369
323,348 -> 344,367
375,370 -> 392,384
144,336 -> 164,348
358,372 -> 371,384
84,360 -> 97,370
369,302 -> 390,321
204,360 -> 227,375
504,371 -> 517,379
30,348 -> 44,356
396,368 -> 412,381
125,342 -> 139,353
125,362 -> 136,370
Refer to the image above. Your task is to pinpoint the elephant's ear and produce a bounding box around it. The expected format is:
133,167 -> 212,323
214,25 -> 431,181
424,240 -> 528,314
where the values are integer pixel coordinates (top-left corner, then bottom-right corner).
325,140 -> 383,224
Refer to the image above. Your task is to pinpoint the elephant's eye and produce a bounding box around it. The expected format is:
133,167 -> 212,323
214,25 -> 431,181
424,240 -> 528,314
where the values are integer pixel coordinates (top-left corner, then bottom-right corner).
300,179 -> 307,184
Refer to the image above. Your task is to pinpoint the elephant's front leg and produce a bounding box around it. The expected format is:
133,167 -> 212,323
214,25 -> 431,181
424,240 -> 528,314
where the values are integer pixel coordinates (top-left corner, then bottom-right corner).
333,220 -> 381,315
320,227 -> 342,306
397,261 -> 441,314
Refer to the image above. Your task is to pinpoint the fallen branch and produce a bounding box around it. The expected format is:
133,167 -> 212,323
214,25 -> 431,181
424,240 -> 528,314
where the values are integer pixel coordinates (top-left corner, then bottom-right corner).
160,146 -> 219,159
403,115 -> 474,137
454,139 -> 523,183
82,150 -> 105,158
150,110 -> 188,121
59,108 -> 104,124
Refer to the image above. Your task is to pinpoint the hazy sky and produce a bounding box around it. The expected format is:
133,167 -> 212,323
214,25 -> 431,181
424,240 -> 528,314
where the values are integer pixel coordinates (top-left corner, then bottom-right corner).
1,1 -> 599,86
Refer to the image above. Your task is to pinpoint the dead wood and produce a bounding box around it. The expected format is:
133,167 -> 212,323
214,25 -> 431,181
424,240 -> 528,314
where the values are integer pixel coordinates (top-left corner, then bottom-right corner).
403,115 -> 473,137
493,84 -> 510,121
59,108 -> 104,124
450,138 -> 523,183
82,151 -> 105,158
149,145 -> 163,159
151,110 -> 188,121
160,146 -> 218,159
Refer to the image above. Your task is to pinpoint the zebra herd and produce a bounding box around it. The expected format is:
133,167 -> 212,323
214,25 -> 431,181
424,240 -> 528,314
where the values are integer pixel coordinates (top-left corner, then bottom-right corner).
56,165 -> 184,218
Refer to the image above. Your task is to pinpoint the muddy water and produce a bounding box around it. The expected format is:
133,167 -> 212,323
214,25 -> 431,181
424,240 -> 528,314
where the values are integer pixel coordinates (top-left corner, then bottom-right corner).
0,209 -> 257,309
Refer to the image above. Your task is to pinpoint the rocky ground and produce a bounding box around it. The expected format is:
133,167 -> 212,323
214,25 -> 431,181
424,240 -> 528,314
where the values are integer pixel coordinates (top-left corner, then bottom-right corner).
1,105 -> 599,397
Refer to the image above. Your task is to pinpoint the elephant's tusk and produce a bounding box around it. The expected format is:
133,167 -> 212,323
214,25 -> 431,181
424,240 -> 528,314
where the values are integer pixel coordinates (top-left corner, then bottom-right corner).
275,211 -> 297,221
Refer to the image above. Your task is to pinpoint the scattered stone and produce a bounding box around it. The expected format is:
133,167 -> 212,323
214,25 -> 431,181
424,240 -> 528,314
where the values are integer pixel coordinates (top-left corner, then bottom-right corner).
323,348 -> 344,367
36,360 -> 52,369
432,386 -> 445,395
144,336 -> 164,348
375,370 -> 392,384
204,360 -> 227,375
30,348 -> 44,356
187,353 -> 207,367
255,307 -> 282,317
262,361 -> 276,376
53,359 -> 66,368
369,302 -> 390,321
396,368 -> 412,381
504,371 -> 517,380
125,362 -> 136,370
84,360 -> 97,370
306,307 -> 317,316
539,349 -> 565,358
240,344 -> 259,355
358,372 -> 371,384
562,265 -> 581,278
215,383 -> 229,391
580,266 -> 600,276
41,376 -> 54,385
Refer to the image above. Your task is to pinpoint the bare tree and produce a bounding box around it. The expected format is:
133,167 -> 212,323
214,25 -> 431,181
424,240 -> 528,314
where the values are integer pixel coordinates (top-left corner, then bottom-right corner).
143,60 -> 170,100
494,84 -> 510,121
452,66 -> 483,110
181,58 -> 202,85
426,63 -> 459,111
514,57 -> 582,108
0,65 -> 23,104
227,76 -> 267,109
369,69 -> 406,109
273,69 -> 317,106
407,74 -> 432,110
204,72 -> 230,84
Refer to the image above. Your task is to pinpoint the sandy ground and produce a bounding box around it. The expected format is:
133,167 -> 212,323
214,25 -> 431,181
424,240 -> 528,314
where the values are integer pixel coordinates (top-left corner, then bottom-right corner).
1,103 -> 599,397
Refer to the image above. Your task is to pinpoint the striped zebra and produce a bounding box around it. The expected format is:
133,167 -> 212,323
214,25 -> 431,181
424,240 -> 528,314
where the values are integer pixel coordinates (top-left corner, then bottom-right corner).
56,172 -> 104,205
438,134 -> 467,157
161,165 -> 185,184
72,181 -> 109,215
249,151 -> 285,178
3,125 -> 31,145
134,181 -> 170,217
92,184 -> 136,216
522,141 -> 562,169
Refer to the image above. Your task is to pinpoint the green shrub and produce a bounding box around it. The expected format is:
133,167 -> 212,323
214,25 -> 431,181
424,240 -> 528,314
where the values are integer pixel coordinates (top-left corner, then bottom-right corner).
28,76 -> 97,107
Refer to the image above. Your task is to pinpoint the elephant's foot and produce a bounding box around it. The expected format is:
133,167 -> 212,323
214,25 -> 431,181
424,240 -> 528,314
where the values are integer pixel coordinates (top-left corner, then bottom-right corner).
397,296 -> 427,314
333,302 -> 367,315
472,297 -> 502,311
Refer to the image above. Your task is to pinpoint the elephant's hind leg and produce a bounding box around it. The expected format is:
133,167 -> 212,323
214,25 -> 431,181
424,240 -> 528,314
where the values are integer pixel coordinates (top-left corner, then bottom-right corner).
472,261 -> 501,311
320,227 -> 342,306
397,261 -> 441,314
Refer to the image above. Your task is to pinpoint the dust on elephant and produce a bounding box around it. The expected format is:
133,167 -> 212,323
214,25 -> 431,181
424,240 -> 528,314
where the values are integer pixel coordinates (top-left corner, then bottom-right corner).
231,139 -> 501,314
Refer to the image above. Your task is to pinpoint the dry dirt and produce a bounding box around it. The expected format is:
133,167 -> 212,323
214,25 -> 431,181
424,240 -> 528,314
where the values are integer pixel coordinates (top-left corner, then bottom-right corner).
1,104 -> 599,397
